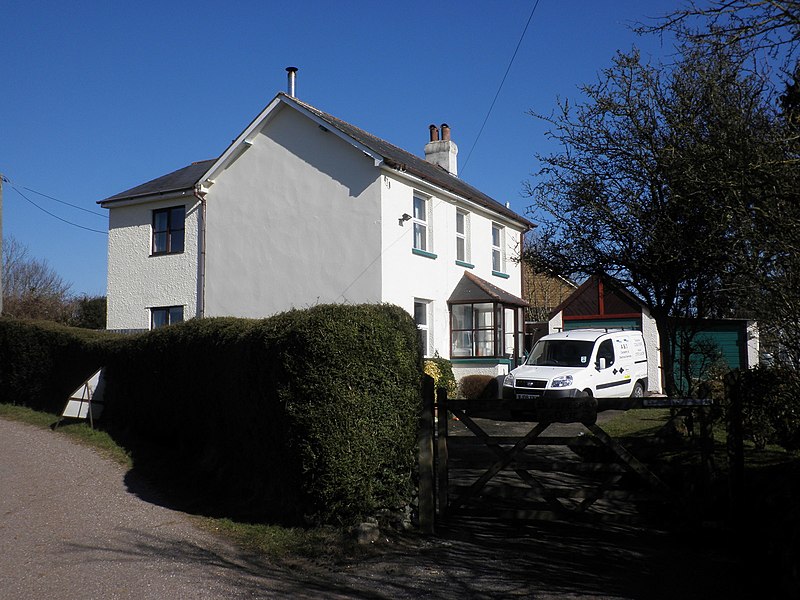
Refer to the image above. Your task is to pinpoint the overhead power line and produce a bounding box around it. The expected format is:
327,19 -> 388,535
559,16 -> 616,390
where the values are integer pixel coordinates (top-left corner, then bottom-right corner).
1,175 -> 106,218
461,0 -> 541,174
2,176 -> 107,235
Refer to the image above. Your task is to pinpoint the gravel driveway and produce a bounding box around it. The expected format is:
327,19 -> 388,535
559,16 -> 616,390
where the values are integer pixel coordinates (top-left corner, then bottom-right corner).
1,417 -> 747,599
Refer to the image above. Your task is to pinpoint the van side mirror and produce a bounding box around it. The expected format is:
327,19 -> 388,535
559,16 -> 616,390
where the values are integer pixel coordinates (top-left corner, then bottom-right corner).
597,357 -> 606,371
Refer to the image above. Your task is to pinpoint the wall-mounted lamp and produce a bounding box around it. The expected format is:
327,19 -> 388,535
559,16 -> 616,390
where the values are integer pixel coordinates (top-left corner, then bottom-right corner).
398,213 -> 412,226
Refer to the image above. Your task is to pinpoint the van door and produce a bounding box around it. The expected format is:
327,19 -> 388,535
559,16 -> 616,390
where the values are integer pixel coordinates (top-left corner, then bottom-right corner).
593,338 -> 632,397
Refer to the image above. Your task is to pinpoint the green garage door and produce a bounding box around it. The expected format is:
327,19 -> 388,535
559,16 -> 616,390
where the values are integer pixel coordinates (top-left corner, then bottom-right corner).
564,318 -> 642,331
674,323 -> 746,392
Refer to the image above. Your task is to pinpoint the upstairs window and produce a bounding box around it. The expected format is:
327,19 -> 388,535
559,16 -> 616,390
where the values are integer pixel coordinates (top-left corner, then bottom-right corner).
152,206 -> 185,255
456,209 -> 471,265
151,305 -> 184,329
491,223 -> 504,273
412,194 -> 428,252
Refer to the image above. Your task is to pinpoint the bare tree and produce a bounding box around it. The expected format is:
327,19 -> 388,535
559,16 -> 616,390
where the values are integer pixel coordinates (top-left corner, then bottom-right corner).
2,236 -> 73,322
642,1 -> 800,63
525,37 -> 793,395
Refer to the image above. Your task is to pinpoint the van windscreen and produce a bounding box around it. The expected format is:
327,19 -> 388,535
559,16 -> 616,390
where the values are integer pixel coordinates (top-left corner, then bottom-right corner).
526,340 -> 595,368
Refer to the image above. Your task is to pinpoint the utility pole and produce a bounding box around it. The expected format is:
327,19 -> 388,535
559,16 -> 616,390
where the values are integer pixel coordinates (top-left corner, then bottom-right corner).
0,172 -> 3,315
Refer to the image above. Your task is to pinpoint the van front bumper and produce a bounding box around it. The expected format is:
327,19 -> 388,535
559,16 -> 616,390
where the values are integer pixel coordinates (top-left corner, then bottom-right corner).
503,387 -> 584,400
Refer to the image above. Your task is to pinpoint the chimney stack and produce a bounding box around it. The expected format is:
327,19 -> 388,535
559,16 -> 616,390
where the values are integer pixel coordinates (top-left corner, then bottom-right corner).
424,122 -> 458,176
286,66 -> 298,97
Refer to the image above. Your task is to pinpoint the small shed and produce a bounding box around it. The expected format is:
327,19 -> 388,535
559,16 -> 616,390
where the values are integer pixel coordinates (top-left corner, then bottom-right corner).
548,275 -> 758,394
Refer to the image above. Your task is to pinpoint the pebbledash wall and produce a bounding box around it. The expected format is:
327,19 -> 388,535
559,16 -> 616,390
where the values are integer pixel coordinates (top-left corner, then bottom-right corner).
106,195 -> 200,331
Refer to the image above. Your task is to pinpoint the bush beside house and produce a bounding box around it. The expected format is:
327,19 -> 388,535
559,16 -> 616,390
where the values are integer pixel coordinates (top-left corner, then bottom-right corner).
103,304 -> 422,525
423,356 -> 457,396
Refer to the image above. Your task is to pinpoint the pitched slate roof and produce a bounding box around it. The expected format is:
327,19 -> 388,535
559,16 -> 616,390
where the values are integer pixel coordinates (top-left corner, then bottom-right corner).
285,94 -> 532,228
448,271 -> 529,307
99,159 -> 216,205
99,93 -> 533,229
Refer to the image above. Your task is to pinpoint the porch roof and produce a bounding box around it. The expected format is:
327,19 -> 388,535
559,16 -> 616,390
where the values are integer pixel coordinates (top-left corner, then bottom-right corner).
448,272 -> 529,307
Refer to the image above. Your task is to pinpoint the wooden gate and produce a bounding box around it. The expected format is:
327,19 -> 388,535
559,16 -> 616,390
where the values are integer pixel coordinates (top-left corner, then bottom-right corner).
417,378 -> 713,533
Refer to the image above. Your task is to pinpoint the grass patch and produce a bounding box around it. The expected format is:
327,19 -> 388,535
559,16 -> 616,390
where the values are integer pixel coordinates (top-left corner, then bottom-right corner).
196,518 -> 357,562
0,403 -> 132,468
601,408 -> 671,437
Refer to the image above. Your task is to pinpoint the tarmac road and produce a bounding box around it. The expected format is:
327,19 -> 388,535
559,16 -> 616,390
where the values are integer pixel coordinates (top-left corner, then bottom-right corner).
1,416 -> 748,599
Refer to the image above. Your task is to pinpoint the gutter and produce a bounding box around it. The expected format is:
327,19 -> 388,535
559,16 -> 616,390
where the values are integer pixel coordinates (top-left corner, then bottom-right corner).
194,186 -> 207,318
381,165 -> 534,232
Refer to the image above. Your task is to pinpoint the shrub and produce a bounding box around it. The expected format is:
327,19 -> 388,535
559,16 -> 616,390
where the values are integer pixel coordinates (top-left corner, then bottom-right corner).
0,317 -> 121,413
423,356 -> 457,396
103,304 -> 422,525
723,366 -> 800,451
458,374 -> 498,400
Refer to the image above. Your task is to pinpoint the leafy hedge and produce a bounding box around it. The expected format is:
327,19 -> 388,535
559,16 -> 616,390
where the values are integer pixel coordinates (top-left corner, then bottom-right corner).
0,317 -> 121,412
103,304 -> 422,525
723,366 -> 800,451
458,374 -> 499,400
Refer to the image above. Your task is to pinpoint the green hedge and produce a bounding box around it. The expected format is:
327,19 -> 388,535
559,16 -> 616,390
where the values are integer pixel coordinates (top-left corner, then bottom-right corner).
103,304 -> 422,525
0,317 -> 120,412
723,366 -> 800,451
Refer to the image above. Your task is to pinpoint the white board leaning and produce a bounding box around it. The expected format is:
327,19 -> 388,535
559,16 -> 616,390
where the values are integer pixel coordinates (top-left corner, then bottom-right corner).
60,368 -> 106,428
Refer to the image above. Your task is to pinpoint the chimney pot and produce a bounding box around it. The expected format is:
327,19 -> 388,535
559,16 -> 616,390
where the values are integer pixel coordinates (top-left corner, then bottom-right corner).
286,66 -> 298,97
424,122 -> 458,177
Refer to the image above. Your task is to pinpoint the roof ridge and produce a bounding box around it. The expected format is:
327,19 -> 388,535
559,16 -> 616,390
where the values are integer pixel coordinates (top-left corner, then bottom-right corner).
281,94 -> 532,228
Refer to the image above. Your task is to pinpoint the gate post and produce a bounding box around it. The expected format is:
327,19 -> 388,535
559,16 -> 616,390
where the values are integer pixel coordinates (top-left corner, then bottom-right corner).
417,375 -> 435,534
436,387 -> 449,517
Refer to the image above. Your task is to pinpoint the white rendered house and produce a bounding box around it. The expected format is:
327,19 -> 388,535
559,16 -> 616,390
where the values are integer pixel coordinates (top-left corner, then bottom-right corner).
100,79 -> 533,380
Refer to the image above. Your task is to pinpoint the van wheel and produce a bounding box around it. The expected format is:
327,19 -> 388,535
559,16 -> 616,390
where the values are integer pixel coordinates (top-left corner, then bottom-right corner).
631,382 -> 645,398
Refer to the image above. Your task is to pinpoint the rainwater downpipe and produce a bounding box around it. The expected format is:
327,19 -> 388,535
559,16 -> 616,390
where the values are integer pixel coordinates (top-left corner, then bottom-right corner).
194,186 -> 207,318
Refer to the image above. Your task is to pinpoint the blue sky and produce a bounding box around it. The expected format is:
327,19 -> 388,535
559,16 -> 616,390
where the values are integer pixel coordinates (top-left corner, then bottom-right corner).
1,0 -> 682,297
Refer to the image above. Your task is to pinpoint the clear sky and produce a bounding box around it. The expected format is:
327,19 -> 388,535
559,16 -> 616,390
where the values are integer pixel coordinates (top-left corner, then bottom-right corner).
1,0 -> 683,297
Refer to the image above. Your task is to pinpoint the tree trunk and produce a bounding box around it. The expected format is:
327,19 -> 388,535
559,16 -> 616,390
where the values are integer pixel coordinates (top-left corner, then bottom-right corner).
653,313 -> 679,397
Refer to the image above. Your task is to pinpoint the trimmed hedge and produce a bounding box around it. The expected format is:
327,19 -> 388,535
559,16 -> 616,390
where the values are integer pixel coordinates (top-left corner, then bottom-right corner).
0,317 -> 121,412
103,304 -> 422,525
723,366 -> 800,451
458,374 -> 499,400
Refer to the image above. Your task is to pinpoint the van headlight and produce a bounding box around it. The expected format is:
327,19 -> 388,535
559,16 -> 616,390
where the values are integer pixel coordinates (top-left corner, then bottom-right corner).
503,373 -> 515,388
551,375 -> 573,388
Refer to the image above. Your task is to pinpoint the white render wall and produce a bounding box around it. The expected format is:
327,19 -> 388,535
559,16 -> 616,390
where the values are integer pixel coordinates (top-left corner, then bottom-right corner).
746,320 -> 760,368
378,170 -> 525,360
203,106 -> 383,318
640,307 -> 663,393
106,194 -> 200,330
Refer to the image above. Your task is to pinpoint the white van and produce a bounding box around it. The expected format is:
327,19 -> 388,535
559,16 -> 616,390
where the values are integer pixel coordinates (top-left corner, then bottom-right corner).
503,329 -> 648,399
